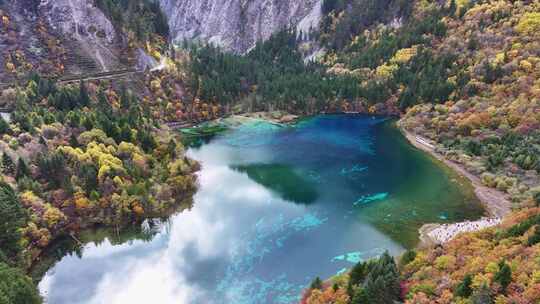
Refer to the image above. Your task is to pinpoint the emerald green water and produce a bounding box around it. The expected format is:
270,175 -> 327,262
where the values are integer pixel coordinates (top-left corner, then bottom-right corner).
39,115 -> 484,304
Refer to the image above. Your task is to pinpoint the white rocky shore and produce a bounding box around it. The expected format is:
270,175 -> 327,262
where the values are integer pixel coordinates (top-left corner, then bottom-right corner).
419,218 -> 502,246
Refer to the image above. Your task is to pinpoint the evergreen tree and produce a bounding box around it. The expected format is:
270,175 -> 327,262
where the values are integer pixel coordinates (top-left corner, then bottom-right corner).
345,252 -> 400,303
120,85 -> 131,110
167,139 -> 177,159
455,274 -> 473,298
448,0 -> 457,16
80,164 -> 98,194
0,116 -> 10,134
310,277 -> 323,290
2,153 -> 15,175
69,134 -> 79,147
351,287 -> 369,304
527,226 -> 540,246
533,191 -> 540,206
0,262 -> 41,304
15,159 -> 30,181
79,80 -> 90,107
0,183 -> 26,260
399,249 -> 416,267
349,260 -> 368,287
82,116 -> 94,131
97,89 -> 112,117
493,261 -> 512,292
119,124 -> 133,143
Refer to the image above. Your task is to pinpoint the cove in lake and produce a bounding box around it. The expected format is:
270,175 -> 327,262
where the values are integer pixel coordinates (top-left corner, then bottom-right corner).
38,115 -> 484,304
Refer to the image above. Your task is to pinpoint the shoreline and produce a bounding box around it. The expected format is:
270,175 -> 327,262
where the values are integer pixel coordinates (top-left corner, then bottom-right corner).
417,218 -> 502,247
399,124 -> 512,247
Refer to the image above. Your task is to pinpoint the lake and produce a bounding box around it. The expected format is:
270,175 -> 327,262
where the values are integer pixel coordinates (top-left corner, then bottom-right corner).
39,115 -> 484,304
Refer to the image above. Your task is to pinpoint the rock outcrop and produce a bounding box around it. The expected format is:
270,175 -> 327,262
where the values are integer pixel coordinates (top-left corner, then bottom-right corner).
159,0 -> 322,53
40,0 -> 123,73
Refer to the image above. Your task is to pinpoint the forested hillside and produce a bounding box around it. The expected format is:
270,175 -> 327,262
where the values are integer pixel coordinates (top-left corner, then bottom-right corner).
0,75 -> 198,301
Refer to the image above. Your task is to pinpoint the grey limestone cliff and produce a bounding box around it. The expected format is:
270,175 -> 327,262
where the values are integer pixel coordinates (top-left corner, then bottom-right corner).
159,0 -> 322,53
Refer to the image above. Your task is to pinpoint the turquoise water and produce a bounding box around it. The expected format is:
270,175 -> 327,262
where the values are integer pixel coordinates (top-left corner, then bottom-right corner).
39,115 -> 484,304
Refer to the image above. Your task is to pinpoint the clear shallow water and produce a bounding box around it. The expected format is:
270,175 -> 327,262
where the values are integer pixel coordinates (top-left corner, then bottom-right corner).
39,115 -> 484,304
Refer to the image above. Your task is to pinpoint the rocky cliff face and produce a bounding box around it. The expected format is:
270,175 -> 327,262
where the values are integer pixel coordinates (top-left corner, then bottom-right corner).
40,0 -> 123,73
159,0 -> 322,53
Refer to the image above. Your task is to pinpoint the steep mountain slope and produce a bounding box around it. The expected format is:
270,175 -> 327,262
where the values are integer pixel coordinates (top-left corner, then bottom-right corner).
160,0 -> 322,53
0,0 -> 126,80
40,0 -> 125,73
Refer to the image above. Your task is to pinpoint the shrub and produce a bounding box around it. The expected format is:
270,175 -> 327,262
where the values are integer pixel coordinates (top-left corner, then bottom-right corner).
515,12 -> 540,35
400,249 -> 417,267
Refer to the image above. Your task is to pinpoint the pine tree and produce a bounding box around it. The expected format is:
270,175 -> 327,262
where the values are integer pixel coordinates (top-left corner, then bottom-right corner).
455,274 -> 473,298
349,260 -> 367,287
310,277 -> 323,290
167,139 -> 177,159
533,191 -> 540,207
119,125 -> 133,143
494,261 -> 512,292
2,153 -> 15,175
79,80 -> 90,107
69,134 -> 79,147
97,89 -> 112,117
351,287 -> 368,304
0,116 -> 10,134
0,183 -> 26,259
15,158 -> 30,181
0,262 -> 41,304
527,226 -> 540,246
120,85 -> 131,110
448,0 -> 457,16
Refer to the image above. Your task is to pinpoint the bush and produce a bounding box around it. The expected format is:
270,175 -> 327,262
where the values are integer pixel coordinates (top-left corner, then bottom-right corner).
400,249 -> 417,267
410,283 -> 436,296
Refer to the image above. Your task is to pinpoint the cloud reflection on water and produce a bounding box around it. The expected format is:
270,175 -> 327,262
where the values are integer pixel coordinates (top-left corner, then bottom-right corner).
40,148 -> 313,304
39,116 -> 408,304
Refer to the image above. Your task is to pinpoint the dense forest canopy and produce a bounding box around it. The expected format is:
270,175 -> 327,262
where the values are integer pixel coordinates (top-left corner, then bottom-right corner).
320,0 -> 414,50
186,30 -> 369,114
95,0 -> 169,41
184,0 -> 457,115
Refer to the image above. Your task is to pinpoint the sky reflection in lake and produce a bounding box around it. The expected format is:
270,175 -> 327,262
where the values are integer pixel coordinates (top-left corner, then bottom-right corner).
40,115 -> 483,303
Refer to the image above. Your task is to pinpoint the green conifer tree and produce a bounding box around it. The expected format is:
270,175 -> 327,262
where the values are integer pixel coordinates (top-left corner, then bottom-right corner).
2,153 -> 15,175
